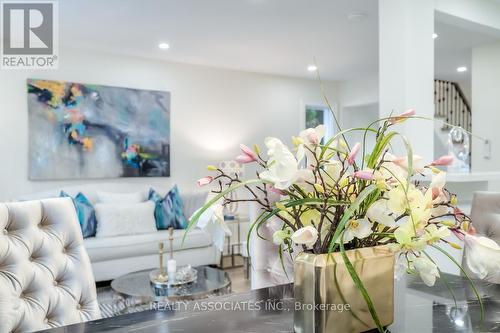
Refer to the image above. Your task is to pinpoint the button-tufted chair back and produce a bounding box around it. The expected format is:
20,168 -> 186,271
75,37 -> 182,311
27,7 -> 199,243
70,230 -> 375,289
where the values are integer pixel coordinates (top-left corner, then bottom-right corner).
0,198 -> 101,332
463,191 -> 500,284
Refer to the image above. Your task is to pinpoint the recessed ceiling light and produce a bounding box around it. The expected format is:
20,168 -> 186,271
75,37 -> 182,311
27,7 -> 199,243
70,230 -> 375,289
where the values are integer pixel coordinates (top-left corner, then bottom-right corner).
307,65 -> 317,72
457,66 -> 467,72
432,33 -> 438,39
158,42 -> 170,50
348,13 -> 366,21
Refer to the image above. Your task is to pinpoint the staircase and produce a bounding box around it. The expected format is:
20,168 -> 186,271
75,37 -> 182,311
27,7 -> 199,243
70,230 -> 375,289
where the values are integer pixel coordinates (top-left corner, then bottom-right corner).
434,79 -> 471,132
434,79 -> 472,168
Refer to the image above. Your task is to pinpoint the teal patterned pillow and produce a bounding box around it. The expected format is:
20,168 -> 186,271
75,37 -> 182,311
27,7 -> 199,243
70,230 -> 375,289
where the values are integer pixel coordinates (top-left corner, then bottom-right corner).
60,191 -> 97,238
148,186 -> 188,230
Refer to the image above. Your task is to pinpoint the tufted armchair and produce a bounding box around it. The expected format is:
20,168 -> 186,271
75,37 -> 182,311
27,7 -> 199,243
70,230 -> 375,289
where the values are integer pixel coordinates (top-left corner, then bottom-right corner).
463,191 -> 500,284
0,198 -> 101,333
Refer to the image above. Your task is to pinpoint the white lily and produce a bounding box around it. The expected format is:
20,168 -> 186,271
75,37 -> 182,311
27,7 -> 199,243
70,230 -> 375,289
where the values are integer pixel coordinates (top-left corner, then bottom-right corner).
464,234 -> 500,280
341,218 -> 373,243
413,256 -> 440,286
291,226 -> 319,248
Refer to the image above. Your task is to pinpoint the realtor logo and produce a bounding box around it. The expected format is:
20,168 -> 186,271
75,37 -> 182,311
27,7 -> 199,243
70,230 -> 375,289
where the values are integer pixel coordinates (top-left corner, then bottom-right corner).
1,1 -> 58,69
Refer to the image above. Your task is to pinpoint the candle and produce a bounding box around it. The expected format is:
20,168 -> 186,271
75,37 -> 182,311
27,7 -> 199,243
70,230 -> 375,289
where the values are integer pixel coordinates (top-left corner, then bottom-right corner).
167,259 -> 177,281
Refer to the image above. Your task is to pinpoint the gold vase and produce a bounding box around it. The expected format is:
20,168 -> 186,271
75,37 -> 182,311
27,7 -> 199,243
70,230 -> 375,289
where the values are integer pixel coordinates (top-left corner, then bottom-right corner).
294,245 -> 395,333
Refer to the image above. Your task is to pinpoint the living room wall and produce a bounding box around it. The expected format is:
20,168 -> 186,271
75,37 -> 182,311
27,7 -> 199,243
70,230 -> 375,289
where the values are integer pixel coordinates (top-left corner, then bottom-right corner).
0,48 -> 339,201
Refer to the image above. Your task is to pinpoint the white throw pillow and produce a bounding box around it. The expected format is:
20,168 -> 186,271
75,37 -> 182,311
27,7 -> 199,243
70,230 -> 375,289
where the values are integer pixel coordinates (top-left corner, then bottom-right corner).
95,201 -> 157,238
96,190 -> 146,203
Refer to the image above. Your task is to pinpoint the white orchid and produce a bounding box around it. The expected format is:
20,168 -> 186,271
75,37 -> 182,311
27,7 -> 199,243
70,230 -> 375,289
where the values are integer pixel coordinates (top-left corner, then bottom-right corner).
422,224 -> 450,244
413,256 -> 440,286
392,154 -> 425,175
464,234 -> 500,280
193,109 -> 496,305
259,137 -> 302,190
341,218 -> 373,243
321,161 -> 343,186
291,226 -> 319,248
299,125 -> 326,145
196,204 -> 232,236
391,220 -> 427,251
272,228 -> 293,245
195,203 -> 232,252
366,199 -> 397,227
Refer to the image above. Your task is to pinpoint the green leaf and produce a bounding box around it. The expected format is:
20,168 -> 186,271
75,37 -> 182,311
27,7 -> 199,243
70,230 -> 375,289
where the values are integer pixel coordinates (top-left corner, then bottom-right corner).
367,131 -> 397,169
328,184 -> 378,252
431,245 -> 485,326
333,260 -> 370,327
246,209 -> 270,260
422,251 -> 457,308
278,245 -> 290,281
399,135 -> 413,185
339,234 -> 384,332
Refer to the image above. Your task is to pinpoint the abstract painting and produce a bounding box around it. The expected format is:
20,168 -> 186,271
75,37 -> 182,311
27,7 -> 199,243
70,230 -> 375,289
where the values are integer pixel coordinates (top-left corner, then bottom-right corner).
28,79 -> 170,179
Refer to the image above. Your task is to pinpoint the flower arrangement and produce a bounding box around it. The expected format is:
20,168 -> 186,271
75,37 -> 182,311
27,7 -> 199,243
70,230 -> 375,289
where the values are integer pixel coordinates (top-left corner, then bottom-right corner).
187,109 -> 500,332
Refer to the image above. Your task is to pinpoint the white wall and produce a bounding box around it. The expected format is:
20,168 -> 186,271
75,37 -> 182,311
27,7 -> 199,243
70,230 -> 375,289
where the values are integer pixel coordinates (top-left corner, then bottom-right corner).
0,48 -> 339,201
340,103 -> 379,164
471,42 -> 500,175
338,74 -> 378,108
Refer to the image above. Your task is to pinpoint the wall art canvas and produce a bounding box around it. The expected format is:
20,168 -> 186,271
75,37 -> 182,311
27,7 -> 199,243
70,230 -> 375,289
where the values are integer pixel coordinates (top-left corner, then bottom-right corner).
28,79 -> 170,179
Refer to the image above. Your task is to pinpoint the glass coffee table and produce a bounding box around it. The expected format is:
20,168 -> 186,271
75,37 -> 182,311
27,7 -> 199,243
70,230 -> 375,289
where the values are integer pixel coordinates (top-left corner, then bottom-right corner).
110,265 -> 231,314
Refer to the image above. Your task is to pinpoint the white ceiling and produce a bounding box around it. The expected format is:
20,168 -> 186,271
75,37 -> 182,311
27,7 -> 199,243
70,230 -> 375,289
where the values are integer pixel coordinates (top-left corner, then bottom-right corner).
60,0 -> 378,81
435,20 -> 500,83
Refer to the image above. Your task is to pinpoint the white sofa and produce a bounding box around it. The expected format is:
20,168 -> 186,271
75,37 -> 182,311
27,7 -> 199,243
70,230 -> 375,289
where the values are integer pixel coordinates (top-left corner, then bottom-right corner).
18,183 -> 220,282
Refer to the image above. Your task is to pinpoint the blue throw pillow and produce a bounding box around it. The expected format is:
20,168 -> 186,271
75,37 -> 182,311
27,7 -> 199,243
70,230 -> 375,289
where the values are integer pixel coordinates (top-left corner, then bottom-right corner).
148,186 -> 188,230
60,191 -> 97,238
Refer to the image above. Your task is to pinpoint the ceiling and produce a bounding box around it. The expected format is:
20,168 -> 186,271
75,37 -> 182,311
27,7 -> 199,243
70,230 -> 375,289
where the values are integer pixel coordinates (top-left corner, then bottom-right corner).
59,0 -> 378,81
435,20 -> 500,83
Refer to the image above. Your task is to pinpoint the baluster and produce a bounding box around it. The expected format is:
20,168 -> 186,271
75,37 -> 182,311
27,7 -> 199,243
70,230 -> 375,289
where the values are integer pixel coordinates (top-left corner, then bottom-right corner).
447,82 -> 451,124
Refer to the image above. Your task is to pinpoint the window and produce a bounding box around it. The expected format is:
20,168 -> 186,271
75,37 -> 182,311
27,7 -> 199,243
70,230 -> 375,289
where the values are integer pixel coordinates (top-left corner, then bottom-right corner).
305,105 -> 335,143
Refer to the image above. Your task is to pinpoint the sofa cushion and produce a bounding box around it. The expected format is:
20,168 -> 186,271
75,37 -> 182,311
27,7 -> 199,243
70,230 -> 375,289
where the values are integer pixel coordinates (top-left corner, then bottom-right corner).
84,228 -> 212,262
96,190 -> 146,203
60,191 -> 97,238
94,201 -> 157,238
149,186 -> 188,230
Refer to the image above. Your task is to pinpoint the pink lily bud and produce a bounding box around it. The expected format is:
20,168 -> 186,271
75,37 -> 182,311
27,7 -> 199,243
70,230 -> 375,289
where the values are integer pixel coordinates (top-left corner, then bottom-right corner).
347,143 -> 361,165
266,184 -> 286,195
197,176 -> 213,187
353,170 -> 374,180
430,155 -> 453,166
237,144 -> 258,163
390,109 -> 416,124
236,154 -> 255,164
431,187 -> 441,200
468,224 -> 477,236
451,228 -> 465,241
